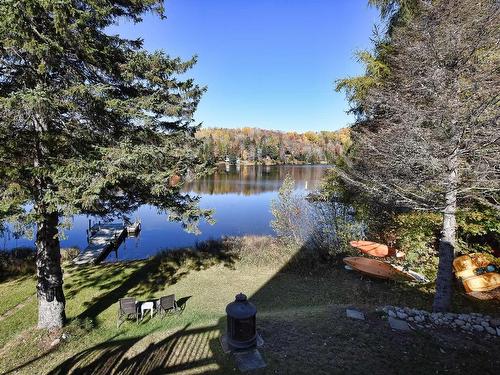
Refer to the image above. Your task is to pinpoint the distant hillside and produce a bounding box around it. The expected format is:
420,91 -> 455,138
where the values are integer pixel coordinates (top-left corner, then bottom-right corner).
196,127 -> 350,164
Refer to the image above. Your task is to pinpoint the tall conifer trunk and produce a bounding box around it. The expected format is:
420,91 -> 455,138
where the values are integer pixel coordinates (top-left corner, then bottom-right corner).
433,159 -> 458,312
36,212 -> 65,328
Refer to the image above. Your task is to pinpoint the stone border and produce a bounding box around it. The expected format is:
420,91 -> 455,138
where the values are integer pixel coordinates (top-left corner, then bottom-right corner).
382,306 -> 500,337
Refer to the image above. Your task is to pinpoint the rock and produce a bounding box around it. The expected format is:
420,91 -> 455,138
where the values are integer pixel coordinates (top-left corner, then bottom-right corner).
415,315 -> 425,323
490,318 -> 500,327
459,314 -> 469,321
346,309 -> 365,321
496,327 -> 500,337
397,312 -> 408,320
486,326 -> 496,335
407,317 -> 414,322
464,323 -> 472,331
388,310 -> 397,318
233,349 -> 267,372
455,319 -> 466,326
50,338 -> 61,347
388,317 -> 411,332
473,325 -> 484,332
481,321 -> 490,328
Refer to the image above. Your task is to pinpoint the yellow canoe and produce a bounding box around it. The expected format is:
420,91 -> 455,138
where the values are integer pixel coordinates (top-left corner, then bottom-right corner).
466,288 -> 500,301
453,253 -> 492,279
462,273 -> 500,293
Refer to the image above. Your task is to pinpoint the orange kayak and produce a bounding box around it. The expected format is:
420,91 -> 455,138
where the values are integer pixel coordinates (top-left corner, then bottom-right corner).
343,257 -> 415,282
349,240 -> 405,258
462,273 -> 500,293
350,241 -> 392,257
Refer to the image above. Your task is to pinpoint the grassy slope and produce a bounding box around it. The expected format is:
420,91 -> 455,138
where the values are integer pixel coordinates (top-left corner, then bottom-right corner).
0,238 -> 498,374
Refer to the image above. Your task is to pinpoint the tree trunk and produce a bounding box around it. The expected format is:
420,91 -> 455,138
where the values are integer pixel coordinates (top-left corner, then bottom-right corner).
36,212 -> 65,329
432,163 -> 458,312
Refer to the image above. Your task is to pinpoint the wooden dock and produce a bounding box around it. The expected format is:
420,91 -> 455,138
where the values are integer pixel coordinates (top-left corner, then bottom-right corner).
73,223 -> 126,265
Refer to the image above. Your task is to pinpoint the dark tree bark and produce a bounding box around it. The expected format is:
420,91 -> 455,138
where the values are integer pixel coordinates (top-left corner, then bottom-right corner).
36,212 -> 65,329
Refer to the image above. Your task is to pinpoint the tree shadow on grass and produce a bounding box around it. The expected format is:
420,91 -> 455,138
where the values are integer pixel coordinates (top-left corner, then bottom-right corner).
242,241 -> 499,374
47,323 -> 230,375
74,249 -> 237,323
11,236 -> 499,375
64,262 -> 137,299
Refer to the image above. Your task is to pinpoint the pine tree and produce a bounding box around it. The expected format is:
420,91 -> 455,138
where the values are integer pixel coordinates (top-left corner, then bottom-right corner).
336,0 -> 499,311
0,0 -> 209,328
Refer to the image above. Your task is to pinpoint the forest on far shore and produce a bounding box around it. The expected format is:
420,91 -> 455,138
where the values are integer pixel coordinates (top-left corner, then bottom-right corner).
196,127 -> 350,164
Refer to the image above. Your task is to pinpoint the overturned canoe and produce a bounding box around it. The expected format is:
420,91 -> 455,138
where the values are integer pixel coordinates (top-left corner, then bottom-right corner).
462,272 -> 500,293
343,257 -> 415,282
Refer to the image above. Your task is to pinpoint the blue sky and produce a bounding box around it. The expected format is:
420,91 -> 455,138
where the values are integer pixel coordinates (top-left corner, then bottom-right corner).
110,0 -> 380,132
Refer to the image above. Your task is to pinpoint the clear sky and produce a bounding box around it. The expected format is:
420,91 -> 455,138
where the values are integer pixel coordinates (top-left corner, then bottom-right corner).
109,0 -> 380,132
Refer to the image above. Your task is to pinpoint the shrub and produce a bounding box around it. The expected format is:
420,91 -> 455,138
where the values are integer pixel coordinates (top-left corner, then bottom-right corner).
393,208 -> 500,280
0,247 -> 36,281
394,212 -> 441,280
456,208 -> 500,255
271,175 -> 365,259
270,176 -> 310,245
61,247 -> 80,263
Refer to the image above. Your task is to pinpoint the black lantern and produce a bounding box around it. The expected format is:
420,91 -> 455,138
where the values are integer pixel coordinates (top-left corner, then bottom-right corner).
226,293 -> 257,350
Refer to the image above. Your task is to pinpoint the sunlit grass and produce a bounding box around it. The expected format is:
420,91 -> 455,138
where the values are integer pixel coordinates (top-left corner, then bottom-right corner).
0,237 -> 498,374
0,276 -> 36,316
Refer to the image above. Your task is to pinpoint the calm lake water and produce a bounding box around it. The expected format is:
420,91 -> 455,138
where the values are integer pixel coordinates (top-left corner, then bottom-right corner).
2,165 -> 329,261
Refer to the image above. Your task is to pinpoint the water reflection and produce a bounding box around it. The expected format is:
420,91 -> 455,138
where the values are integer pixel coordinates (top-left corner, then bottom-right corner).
2,165 -> 329,260
184,164 -> 327,195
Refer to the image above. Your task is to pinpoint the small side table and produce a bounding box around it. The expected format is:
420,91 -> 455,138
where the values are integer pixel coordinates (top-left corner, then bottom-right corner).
140,301 -> 155,320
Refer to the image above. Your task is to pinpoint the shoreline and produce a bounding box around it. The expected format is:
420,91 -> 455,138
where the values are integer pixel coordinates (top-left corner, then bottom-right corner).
215,160 -> 331,166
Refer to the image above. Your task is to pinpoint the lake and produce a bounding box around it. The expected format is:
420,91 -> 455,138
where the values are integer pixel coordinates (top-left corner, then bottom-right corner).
1,165 -> 329,261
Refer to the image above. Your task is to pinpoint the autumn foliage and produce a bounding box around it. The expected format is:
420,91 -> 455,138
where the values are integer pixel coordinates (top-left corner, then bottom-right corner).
196,127 -> 350,164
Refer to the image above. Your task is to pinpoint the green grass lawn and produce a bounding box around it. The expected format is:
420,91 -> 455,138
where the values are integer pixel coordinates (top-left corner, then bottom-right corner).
0,237 -> 498,374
